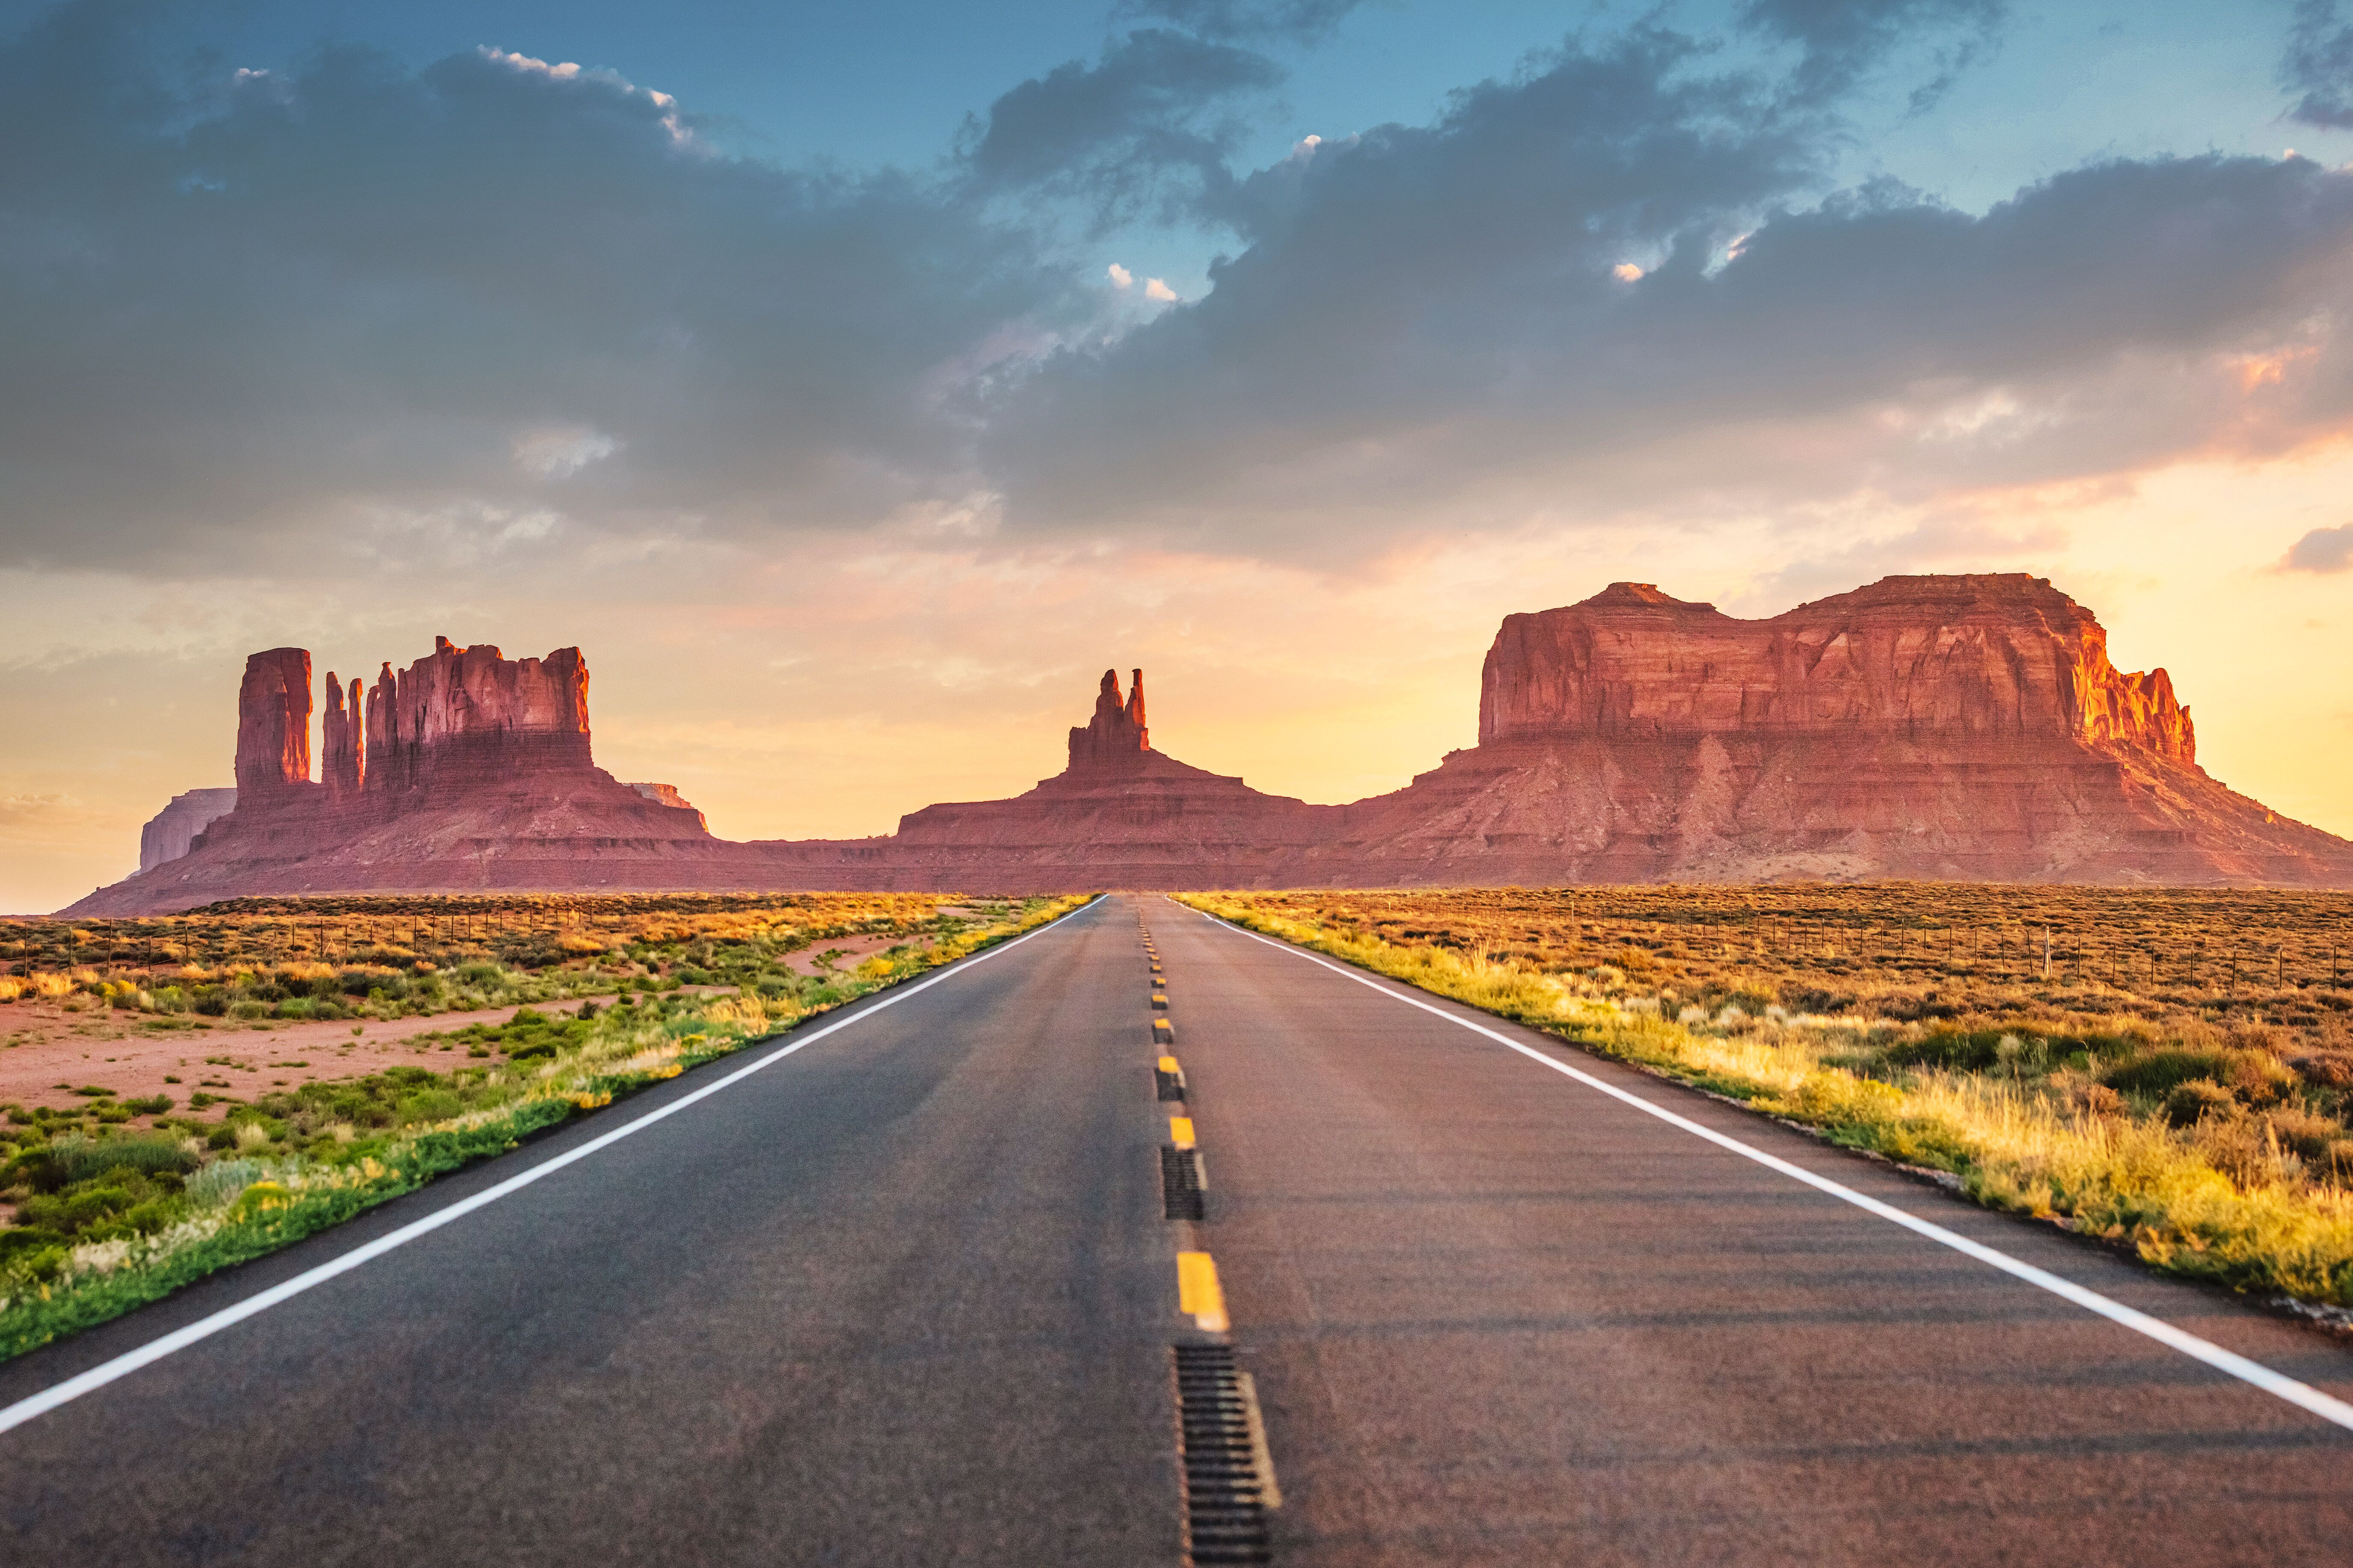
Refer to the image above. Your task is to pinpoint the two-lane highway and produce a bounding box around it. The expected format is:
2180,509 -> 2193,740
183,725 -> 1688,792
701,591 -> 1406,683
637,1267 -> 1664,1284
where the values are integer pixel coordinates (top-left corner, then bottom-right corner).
3,891 -> 2350,1565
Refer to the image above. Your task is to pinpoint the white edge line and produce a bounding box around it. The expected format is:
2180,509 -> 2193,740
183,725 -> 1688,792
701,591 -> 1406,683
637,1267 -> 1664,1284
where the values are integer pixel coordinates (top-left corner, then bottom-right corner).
1176,898 -> 2353,1435
0,898 -> 1098,1437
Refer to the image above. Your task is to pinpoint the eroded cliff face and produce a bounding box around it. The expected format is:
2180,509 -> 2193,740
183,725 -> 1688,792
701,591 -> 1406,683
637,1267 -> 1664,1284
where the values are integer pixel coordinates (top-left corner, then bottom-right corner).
322,675 -> 364,802
365,638 -> 594,797
234,649 -> 313,801
1068,668 -> 1152,769
1479,576 -> 2195,762
137,788 -> 238,872
84,637 -> 712,913
71,576 -> 2353,914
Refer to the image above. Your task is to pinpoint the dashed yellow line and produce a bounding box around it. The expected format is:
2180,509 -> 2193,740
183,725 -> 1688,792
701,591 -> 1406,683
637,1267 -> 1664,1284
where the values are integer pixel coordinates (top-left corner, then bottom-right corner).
1177,1251 -> 1228,1333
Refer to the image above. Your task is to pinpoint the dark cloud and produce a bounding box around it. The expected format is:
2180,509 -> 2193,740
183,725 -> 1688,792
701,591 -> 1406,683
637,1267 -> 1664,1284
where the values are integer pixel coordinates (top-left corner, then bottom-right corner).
1739,0 -> 2006,110
0,2 -> 1068,570
982,29 -> 2353,538
2281,523 -> 2353,572
1116,0 -> 1365,46
6,0 -> 2350,584
2283,0 -> 2353,128
962,29 -> 1281,229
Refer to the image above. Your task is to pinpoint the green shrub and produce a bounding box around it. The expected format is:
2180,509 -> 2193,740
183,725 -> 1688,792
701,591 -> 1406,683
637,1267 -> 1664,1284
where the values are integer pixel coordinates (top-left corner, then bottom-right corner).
1884,1027 -> 2007,1072
185,1158 -> 267,1208
2162,1079 -> 2241,1127
2102,1048 -> 2236,1099
5,1133 -> 199,1192
275,998 -> 314,1020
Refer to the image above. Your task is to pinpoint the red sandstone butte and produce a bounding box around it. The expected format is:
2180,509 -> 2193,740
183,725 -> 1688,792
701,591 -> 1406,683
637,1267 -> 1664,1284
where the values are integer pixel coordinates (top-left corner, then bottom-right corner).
83,639 -> 714,914
67,575 -> 2353,913
1331,575 -> 2345,886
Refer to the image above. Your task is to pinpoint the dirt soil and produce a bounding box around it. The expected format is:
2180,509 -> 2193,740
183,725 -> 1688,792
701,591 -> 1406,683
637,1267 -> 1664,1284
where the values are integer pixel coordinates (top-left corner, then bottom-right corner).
0,930 -> 928,1123
0,991 -> 675,1121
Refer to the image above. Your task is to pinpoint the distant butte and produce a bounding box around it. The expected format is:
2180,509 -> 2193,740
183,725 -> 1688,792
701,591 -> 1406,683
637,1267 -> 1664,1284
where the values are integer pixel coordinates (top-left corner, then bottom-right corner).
65,574 -> 2353,913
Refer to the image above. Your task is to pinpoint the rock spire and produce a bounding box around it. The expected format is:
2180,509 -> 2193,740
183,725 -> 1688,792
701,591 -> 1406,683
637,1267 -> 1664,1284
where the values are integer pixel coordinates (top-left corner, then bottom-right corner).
1068,667 -> 1153,769
233,648 -> 312,801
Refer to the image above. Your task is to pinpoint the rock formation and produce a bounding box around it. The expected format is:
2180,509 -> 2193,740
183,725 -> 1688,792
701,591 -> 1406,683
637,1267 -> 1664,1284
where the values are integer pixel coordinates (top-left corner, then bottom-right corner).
77,637 -> 714,914
1068,668 -> 1151,768
626,782 -> 694,809
137,788 -> 238,873
1479,577 -> 2194,758
322,675 -> 365,802
233,649 -> 313,803
365,638 -> 593,798
1337,576 -> 2342,886
66,576 -> 2353,913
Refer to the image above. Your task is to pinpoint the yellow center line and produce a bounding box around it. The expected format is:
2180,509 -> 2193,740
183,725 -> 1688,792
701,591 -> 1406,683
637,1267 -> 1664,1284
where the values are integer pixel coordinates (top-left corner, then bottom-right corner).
1177,1251 -> 1228,1333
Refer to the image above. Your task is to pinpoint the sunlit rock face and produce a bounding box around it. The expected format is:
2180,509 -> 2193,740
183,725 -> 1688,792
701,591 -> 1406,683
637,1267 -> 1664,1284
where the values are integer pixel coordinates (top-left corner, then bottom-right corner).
1352,575 -> 2334,887
136,789 -> 238,873
1479,576 -> 2195,759
1067,668 -> 1152,769
65,575 -> 2353,913
364,638 -> 594,798
74,638 -> 714,915
233,649 -> 314,802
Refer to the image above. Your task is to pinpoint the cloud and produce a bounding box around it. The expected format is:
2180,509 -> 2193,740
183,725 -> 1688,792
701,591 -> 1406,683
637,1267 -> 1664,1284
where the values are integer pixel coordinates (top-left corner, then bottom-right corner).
0,3 -> 1071,573
1739,0 -> 2008,108
2283,0 -> 2353,128
512,425 -> 620,478
961,28 -> 1281,228
9,0 -> 2353,594
979,27 -> 2353,548
2281,522 -> 2353,572
1116,0 -> 1367,46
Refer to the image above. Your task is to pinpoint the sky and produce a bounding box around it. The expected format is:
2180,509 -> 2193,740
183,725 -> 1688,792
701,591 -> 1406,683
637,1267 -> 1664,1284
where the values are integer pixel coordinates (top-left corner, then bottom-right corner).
3,0 -> 2353,912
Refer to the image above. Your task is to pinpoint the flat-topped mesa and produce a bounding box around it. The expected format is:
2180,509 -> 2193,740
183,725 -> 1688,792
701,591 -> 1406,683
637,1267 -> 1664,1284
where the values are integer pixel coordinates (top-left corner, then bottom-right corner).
234,649 -> 314,801
1480,574 -> 2195,761
365,637 -> 595,797
1067,668 -> 1152,770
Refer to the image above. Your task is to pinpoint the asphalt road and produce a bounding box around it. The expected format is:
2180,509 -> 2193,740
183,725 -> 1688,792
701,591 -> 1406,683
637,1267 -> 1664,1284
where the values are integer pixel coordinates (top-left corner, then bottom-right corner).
2,891 -> 2350,1565
0,896 -> 1180,1566
1152,897 -> 2353,1565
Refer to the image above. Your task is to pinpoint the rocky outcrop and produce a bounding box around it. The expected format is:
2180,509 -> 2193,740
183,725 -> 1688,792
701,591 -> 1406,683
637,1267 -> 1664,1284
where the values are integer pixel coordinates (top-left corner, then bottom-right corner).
234,649 -> 313,803
1341,576 -> 2336,886
137,788 -> 238,872
626,783 -> 708,831
365,638 -> 593,798
71,637 -> 713,915
1479,577 -> 2195,759
65,576 -> 2353,913
322,675 -> 365,802
1068,668 -> 1151,769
